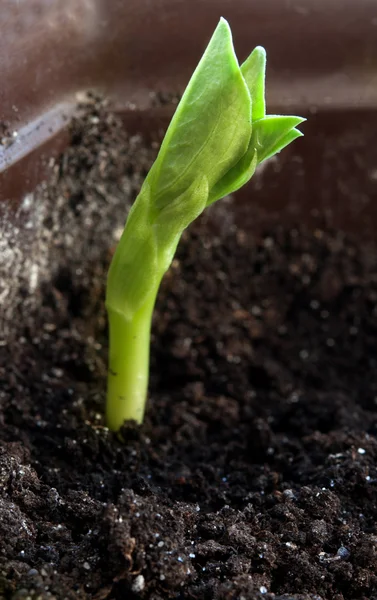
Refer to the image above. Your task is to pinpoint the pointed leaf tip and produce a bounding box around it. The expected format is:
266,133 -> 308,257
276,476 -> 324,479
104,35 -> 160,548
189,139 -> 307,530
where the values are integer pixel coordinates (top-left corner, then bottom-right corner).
252,45 -> 267,61
216,17 -> 231,35
241,46 -> 267,121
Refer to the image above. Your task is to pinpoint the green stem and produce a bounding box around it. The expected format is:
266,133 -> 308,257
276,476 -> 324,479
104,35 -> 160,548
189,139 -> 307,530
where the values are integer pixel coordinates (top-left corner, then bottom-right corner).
106,288 -> 158,431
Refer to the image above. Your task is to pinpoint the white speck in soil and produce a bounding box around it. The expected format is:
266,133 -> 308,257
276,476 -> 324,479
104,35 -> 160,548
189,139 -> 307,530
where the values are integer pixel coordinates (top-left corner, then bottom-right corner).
132,574 -> 145,593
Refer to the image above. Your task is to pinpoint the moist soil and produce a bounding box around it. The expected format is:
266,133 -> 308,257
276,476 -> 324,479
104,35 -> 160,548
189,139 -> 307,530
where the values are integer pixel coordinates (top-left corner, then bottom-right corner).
1,98 -> 377,600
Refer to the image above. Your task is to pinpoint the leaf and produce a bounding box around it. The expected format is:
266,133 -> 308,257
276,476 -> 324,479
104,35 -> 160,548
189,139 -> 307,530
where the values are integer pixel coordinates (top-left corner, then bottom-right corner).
153,175 -> 209,272
261,128 -> 304,162
251,115 -> 306,163
106,186 -> 159,319
146,17 -> 252,212
207,145 -> 257,205
106,177 -> 209,318
207,113 -> 305,204
241,46 -> 266,121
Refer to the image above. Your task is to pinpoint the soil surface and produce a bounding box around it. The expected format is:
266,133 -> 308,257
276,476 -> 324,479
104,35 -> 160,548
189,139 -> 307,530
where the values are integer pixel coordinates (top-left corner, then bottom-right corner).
1,99 -> 377,600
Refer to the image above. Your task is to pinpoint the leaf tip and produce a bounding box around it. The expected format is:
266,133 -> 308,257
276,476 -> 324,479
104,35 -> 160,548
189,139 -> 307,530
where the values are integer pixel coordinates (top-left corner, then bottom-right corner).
217,16 -> 231,33
252,45 -> 267,62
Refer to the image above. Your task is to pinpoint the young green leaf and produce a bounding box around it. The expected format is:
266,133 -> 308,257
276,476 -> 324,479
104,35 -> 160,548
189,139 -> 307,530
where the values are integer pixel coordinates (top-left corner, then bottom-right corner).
240,46 -> 266,121
146,17 -> 252,211
105,17 -> 305,431
251,115 -> 305,163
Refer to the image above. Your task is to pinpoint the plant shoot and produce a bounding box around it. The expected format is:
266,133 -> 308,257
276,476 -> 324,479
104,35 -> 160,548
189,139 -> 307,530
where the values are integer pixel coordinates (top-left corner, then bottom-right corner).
106,18 -> 305,431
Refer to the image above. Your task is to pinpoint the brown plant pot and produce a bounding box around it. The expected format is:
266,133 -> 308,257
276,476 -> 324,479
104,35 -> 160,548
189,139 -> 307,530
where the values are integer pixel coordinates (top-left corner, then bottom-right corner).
1,2 -> 377,599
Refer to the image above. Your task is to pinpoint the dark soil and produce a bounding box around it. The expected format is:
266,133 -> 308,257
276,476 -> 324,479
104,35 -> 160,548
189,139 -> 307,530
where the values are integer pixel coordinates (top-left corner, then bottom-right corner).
1,99 -> 377,600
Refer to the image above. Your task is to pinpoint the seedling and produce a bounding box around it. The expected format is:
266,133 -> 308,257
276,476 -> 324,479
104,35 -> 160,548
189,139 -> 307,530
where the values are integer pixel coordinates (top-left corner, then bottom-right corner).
105,17 -> 305,431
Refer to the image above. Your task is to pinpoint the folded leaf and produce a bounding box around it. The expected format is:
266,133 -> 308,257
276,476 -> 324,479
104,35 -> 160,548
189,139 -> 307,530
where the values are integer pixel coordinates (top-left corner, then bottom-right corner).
207,145 -> 258,205
251,115 -> 306,163
153,176 -> 209,272
145,18 -> 252,212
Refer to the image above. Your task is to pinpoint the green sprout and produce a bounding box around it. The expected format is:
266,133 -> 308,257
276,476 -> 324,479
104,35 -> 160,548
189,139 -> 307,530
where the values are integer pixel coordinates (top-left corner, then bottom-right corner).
105,17 -> 305,431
